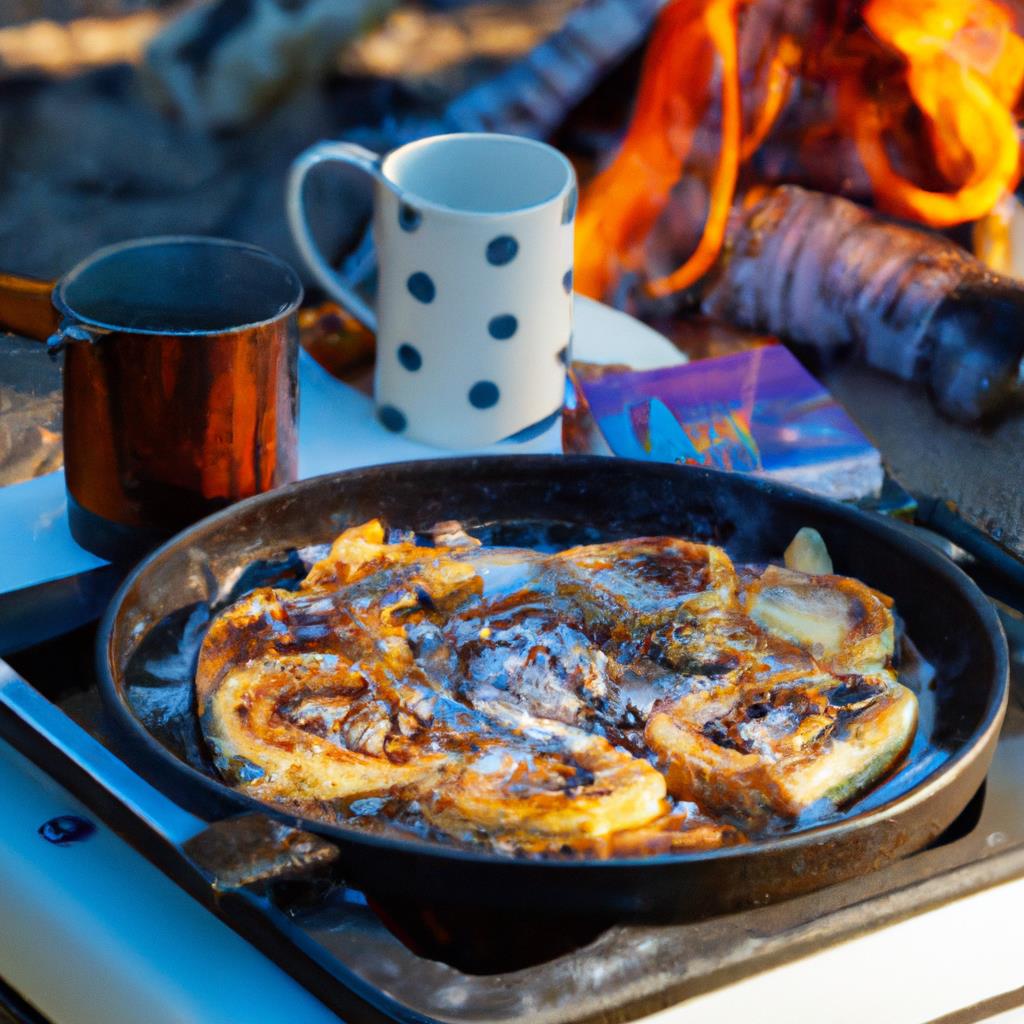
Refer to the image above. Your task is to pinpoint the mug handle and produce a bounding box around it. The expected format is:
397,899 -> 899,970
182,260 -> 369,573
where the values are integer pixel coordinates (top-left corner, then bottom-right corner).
286,141 -> 388,332
45,317 -> 105,356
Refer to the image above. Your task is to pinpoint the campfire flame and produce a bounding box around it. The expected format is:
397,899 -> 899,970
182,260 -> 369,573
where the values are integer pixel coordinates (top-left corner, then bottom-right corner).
847,0 -> 1024,224
575,0 -> 1024,301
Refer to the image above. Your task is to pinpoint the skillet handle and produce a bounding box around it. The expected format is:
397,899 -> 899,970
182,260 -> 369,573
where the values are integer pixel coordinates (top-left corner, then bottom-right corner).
0,272 -> 60,342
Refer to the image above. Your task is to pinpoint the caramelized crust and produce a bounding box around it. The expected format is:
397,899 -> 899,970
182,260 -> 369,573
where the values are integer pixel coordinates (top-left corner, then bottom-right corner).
195,520 -> 918,855
646,666 -> 917,825
426,735 -> 668,838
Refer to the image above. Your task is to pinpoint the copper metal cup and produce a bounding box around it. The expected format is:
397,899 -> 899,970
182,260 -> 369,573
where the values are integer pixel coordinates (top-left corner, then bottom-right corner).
0,237 -> 302,561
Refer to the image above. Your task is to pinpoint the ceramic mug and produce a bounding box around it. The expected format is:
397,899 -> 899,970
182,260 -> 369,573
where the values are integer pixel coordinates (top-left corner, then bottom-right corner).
287,132 -> 576,448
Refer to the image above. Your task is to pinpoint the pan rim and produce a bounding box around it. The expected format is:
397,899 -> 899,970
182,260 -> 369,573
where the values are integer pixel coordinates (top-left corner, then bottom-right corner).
97,455 -> 1010,870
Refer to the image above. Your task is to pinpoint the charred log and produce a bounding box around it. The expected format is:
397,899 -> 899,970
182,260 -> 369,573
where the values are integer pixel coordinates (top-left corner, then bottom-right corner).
703,186 -> 1024,423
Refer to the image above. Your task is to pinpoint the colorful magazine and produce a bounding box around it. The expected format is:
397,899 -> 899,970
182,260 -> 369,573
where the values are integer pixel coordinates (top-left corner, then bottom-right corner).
575,345 -> 883,500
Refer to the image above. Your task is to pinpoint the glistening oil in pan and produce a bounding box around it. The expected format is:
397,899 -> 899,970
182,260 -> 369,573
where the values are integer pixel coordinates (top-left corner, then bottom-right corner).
121,516 -> 947,857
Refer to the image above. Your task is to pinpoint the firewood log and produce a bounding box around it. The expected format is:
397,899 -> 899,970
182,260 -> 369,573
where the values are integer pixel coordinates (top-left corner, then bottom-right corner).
702,185 -> 1024,423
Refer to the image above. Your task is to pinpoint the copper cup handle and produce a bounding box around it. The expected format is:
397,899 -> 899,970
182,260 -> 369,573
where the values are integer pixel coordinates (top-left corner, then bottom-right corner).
45,318 -> 105,355
0,271 -> 60,342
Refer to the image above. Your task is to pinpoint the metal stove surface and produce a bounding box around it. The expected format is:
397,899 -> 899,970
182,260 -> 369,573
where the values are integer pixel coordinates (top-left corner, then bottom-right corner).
1,603 -> 1023,1024
295,697 -> 1024,1023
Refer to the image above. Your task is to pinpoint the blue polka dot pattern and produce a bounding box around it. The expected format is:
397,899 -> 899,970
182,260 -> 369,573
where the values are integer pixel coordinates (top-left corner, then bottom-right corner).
486,236 -> 518,266
398,203 -> 422,232
488,314 -> 518,340
468,381 -> 500,409
562,268 -> 573,294
407,272 -> 435,303
397,343 -> 422,371
562,185 -> 577,224
378,405 -> 407,432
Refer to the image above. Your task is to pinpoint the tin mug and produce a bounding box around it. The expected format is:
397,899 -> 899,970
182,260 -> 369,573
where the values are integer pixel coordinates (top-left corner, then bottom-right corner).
0,237 -> 302,561
287,132 -> 577,448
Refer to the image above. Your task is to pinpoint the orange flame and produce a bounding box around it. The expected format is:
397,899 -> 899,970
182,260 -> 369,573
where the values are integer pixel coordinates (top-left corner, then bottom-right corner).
849,0 -> 1024,225
574,0 -> 748,300
575,0 -> 1024,302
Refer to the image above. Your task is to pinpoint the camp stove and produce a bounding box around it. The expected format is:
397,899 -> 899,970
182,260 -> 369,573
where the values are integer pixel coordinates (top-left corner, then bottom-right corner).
1,0 -> 1023,1015
0,553 -> 1023,1024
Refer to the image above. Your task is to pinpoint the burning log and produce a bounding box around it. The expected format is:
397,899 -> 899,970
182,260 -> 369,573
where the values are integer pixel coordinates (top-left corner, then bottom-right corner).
576,0 -> 1024,298
572,0 -> 1024,421
703,185 -> 1024,422
444,0 -> 661,140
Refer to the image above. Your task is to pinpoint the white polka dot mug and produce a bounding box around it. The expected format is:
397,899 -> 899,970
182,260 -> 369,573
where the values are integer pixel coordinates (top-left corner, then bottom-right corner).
287,132 -> 576,448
